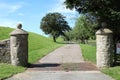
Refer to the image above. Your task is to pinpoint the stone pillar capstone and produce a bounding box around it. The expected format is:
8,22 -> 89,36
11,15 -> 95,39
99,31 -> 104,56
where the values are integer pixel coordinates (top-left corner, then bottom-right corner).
96,28 -> 113,68
10,24 -> 28,67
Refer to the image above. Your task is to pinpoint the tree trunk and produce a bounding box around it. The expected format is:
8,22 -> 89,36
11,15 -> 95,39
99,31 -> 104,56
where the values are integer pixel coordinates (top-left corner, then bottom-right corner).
81,39 -> 85,44
53,36 -> 56,42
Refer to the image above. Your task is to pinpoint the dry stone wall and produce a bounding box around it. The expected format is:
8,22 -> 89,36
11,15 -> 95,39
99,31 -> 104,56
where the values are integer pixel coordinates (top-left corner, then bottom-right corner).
0,39 -> 11,63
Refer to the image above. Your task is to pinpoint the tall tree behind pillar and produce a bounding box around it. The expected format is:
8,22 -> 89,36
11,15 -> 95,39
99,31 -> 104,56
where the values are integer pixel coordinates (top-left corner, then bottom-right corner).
64,0 -> 120,42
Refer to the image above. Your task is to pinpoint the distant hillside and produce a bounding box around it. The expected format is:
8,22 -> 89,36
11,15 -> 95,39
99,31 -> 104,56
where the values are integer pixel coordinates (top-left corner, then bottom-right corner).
0,27 -> 14,40
0,26 -> 62,63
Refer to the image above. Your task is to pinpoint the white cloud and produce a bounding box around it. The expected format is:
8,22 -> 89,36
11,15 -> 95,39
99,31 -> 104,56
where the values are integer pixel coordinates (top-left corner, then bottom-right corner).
48,0 -> 78,27
9,5 -> 22,13
0,2 -> 22,13
0,19 -> 23,28
57,0 -> 65,3
49,0 -> 77,20
51,5 -> 75,13
18,13 -> 24,16
49,0 -> 75,14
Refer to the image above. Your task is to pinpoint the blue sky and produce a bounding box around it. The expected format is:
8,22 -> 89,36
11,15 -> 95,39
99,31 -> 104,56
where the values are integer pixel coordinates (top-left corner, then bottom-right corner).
0,0 -> 78,36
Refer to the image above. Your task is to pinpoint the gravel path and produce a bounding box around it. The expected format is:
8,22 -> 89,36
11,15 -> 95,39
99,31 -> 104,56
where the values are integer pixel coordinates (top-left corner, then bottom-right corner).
39,44 -> 84,63
5,44 -> 113,80
6,71 -> 113,80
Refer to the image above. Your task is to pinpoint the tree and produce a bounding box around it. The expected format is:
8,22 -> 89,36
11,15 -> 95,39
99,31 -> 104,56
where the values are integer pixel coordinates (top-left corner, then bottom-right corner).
63,30 -> 74,41
40,12 -> 71,42
64,0 -> 120,42
73,15 -> 97,43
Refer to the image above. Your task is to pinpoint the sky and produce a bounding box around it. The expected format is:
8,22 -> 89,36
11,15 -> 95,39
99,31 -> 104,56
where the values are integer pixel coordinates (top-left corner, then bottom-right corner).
0,0 -> 78,36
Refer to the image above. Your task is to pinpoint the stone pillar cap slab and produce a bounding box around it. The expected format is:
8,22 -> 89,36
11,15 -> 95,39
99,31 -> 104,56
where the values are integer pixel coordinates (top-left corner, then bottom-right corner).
10,24 -> 28,36
96,28 -> 113,35
10,29 -> 28,35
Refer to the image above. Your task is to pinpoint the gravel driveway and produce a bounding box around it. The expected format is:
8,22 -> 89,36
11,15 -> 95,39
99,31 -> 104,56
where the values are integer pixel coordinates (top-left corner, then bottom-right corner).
6,44 -> 113,80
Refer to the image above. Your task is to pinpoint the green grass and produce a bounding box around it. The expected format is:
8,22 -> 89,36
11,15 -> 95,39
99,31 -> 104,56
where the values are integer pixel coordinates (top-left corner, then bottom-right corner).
0,63 -> 25,79
28,32 -> 63,63
0,26 -> 14,40
80,44 -> 96,63
0,26 -> 63,79
101,67 -> 120,80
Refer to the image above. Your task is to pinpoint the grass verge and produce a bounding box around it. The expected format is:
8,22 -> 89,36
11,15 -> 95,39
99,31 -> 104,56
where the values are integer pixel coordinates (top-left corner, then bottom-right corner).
101,67 -> 120,80
80,44 -> 96,63
80,43 -> 120,80
0,63 -> 25,79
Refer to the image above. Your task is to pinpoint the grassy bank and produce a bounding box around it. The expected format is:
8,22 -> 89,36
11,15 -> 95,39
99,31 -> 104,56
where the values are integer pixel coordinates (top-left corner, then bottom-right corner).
80,43 -> 120,80
0,27 -> 63,79
0,27 -> 13,40
28,32 -> 63,63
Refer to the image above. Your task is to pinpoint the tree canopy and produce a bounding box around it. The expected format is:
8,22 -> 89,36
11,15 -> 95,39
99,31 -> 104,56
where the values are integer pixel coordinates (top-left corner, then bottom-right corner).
72,15 -> 97,43
64,0 -> 120,42
40,12 -> 71,42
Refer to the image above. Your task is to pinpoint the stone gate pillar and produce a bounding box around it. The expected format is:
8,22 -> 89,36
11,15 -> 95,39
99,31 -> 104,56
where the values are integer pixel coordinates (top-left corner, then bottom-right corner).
96,28 -> 113,68
10,24 -> 28,67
